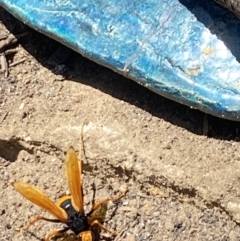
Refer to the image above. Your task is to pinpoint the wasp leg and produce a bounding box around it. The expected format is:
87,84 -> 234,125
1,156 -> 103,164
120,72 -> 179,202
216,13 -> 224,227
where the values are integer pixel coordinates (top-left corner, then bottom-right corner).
16,215 -> 61,231
90,220 -> 118,236
78,230 -> 94,241
111,189 -> 128,202
90,189 -> 128,213
45,227 -> 69,241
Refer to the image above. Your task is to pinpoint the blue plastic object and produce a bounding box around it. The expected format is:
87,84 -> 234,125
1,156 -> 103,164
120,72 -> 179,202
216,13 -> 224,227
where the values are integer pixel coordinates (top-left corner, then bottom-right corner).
1,0 -> 240,121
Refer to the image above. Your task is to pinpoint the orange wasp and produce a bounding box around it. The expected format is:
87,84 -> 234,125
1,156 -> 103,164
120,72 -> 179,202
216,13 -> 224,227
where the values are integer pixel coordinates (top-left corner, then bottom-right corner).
14,146 -> 127,241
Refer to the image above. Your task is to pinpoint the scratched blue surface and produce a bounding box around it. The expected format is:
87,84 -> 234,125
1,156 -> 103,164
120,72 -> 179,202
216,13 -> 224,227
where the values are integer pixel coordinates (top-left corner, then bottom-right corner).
1,0 -> 240,121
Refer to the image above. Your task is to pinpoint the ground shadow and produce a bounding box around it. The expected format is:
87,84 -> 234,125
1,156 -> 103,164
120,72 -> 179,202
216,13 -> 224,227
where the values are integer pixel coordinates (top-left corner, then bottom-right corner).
1,7 -> 240,141
0,139 -> 33,162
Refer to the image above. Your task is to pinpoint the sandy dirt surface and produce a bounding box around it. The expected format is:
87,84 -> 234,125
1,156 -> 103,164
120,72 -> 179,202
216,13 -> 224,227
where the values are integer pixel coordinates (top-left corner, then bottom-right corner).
1,7 -> 240,241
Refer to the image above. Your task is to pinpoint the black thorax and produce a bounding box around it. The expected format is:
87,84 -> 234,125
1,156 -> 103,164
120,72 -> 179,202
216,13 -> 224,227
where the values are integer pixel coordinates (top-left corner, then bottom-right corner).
60,198 -> 89,234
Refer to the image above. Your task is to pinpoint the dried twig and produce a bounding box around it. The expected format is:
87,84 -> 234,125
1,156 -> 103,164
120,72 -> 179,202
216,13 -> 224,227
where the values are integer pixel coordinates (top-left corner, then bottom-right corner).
0,52 -> 8,77
0,32 -> 27,77
9,58 -> 27,68
0,33 -> 18,51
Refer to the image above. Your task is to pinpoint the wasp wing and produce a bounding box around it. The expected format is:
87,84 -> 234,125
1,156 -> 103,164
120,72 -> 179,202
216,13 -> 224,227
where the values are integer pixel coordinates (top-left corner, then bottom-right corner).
13,182 -> 68,223
65,146 -> 84,212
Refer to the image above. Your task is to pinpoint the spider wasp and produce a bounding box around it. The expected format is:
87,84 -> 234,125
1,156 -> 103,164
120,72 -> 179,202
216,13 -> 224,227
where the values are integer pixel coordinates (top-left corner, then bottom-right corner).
13,146 -> 127,241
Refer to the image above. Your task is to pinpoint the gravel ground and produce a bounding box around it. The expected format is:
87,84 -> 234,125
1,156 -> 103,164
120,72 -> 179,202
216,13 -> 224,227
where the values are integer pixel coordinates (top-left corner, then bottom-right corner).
1,7 -> 240,241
